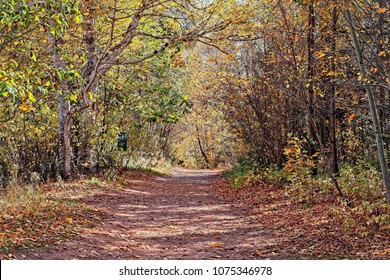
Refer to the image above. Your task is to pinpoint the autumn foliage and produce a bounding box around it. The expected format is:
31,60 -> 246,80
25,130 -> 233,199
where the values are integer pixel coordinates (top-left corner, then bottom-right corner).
0,0 -> 389,259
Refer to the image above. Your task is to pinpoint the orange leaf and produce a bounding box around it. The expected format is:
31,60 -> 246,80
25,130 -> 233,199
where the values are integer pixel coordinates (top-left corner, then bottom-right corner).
348,114 -> 356,121
19,104 -> 33,113
210,242 -> 225,248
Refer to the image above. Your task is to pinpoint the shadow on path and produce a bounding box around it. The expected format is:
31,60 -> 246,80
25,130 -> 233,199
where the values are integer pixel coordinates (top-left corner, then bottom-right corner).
14,169 -> 281,260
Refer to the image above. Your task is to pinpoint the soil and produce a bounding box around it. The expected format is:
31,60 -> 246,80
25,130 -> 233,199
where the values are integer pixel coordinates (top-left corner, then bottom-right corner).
8,169 -> 283,260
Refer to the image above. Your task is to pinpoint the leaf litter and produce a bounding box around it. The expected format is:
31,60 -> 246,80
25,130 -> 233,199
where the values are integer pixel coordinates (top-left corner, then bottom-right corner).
0,170 -> 388,260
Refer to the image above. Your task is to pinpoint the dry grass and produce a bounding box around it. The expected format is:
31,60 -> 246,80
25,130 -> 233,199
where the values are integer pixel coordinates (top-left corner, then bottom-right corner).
0,176 -> 119,255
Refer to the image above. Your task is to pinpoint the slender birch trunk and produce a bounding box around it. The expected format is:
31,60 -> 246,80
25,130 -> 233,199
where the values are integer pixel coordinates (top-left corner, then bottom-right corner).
345,10 -> 390,204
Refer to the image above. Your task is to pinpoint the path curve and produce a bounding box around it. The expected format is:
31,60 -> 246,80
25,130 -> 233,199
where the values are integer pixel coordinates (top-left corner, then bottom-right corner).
14,169 -> 274,260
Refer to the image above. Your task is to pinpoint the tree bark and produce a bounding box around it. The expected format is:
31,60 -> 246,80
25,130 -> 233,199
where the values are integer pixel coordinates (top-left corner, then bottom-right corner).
48,22 -> 72,178
330,6 -> 339,175
307,0 -> 317,175
376,0 -> 387,131
78,3 -> 99,170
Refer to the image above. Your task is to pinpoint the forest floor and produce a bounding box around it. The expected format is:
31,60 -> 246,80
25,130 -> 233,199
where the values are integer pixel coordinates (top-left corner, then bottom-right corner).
0,169 -> 389,260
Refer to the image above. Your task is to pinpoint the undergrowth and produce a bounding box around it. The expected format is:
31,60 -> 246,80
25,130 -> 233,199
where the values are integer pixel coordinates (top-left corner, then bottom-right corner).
224,152 -> 390,239
223,157 -> 263,188
102,152 -> 171,179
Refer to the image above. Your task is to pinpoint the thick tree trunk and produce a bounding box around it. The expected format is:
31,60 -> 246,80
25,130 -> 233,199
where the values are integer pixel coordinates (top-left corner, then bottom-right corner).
78,86 -> 99,170
346,10 -> 390,204
78,8 -> 99,170
48,22 -> 72,178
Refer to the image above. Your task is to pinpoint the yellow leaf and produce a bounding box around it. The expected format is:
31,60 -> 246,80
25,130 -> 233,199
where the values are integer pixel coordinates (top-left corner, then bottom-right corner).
378,51 -> 386,57
168,225 -> 175,229
30,52 -> 37,62
28,92 -> 36,102
66,217 -> 73,223
326,71 -> 335,77
75,15 -> 82,24
316,51 -> 326,59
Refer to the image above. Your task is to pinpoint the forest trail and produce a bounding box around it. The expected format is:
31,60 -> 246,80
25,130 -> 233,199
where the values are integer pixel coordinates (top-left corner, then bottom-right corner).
11,169 -> 279,260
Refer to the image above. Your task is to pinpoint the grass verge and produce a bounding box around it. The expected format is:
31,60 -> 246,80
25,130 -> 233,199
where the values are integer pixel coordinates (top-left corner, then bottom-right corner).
0,175 -> 119,255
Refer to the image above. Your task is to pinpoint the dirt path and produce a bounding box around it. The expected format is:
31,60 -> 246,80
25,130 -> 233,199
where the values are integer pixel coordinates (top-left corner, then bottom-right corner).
12,169 -> 280,260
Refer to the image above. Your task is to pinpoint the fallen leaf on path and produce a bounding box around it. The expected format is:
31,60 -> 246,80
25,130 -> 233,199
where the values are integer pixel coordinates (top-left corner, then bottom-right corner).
210,242 -> 225,248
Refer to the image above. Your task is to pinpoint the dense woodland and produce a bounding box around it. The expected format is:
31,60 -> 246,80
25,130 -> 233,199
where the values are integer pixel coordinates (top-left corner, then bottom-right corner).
0,0 -> 389,258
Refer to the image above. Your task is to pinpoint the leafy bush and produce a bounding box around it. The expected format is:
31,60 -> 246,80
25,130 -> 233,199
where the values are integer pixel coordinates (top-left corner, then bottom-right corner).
224,157 -> 262,188
281,153 -> 389,230
264,165 -> 289,185
338,161 -> 384,203
280,138 -> 326,202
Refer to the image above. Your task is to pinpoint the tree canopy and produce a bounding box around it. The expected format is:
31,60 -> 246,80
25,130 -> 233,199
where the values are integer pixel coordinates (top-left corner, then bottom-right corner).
0,0 -> 389,204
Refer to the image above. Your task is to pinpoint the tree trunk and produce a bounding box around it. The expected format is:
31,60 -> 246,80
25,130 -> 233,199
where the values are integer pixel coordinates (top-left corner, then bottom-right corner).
78,8 -> 99,170
330,6 -> 339,175
307,0 -> 317,175
345,10 -> 390,204
196,124 -> 210,169
305,97 -> 345,201
376,0 -> 387,131
58,91 -> 71,177
63,113 -> 73,177
48,22 -> 72,178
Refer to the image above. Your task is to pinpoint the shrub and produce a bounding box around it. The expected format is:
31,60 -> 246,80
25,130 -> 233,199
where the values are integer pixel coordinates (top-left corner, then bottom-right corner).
224,157 -> 262,188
